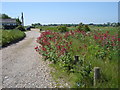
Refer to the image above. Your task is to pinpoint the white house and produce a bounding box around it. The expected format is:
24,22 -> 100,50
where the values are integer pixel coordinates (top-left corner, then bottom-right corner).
0,18 -> 17,29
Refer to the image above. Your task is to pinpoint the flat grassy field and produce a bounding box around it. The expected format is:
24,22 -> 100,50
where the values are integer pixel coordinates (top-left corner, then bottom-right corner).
37,26 -> 77,32
38,26 -> 58,31
37,25 -> 119,34
1,29 -> 26,47
89,26 -> 119,35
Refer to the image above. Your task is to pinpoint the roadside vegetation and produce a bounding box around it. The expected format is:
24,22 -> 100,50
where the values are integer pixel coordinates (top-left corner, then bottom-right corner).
0,14 -> 26,47
35,25 -> 119,88
1,29 -> 26,47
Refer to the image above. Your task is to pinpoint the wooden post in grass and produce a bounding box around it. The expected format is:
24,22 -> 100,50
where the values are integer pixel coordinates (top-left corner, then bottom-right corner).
74,55 -> 79,64
94,67 -> 100,86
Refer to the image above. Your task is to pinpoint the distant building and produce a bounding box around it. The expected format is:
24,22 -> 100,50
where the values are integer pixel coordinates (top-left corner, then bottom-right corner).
0,18 -> 18,29
0,12 -> 24,29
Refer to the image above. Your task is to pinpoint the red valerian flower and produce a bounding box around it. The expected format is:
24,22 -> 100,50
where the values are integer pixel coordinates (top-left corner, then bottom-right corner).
70,41 -> 72,45
103,33 -> 107,37
84,44 -> 87,48
118,38 -> 120,41
94,35 -> 99,40
106,31 -> 109,34
42,47 -> 47,51
57,45 -> 61,49
35,46 -> 38,49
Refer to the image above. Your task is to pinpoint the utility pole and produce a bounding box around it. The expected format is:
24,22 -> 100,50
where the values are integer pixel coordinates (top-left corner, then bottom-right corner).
21,12 -> 24,26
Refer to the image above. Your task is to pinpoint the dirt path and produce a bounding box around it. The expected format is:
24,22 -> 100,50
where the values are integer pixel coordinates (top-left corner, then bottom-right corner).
1,29 -> 56,88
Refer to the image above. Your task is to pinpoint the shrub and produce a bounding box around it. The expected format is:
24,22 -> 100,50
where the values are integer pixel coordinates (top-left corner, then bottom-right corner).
77,24 -> 90,32
57,26 -> 68,33
77,25 -> 84,31
84,25 -> 90,32
16,25 -> 26,31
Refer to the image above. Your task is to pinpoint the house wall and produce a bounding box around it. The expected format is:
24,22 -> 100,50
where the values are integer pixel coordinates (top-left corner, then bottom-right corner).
0,19 -> 18,29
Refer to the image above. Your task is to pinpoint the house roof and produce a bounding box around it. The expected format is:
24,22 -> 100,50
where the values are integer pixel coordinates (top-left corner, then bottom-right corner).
0,19 -> 17,24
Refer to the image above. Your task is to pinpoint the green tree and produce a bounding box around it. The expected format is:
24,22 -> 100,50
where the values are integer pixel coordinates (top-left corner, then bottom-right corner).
16,18 -> 22,25
0,14 -> 11,19
79,22 -> 84,26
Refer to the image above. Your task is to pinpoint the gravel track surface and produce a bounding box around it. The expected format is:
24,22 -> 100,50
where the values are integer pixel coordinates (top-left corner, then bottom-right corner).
1,29 -> 56,88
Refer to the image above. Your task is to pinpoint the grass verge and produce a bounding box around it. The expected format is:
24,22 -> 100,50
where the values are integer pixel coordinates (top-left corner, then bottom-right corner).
0,29 -> 26,47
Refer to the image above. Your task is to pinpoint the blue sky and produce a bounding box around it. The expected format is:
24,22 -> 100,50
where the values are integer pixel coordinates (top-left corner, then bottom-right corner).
2,2 -> 118,25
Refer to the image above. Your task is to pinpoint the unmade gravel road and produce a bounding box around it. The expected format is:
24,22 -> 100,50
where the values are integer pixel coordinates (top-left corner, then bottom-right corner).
1,29 -> 57,88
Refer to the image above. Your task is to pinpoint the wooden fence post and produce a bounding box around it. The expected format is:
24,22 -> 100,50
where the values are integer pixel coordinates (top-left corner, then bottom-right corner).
94,67 -> 100,86
74,55 -> 79,64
